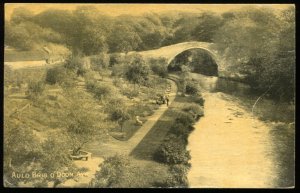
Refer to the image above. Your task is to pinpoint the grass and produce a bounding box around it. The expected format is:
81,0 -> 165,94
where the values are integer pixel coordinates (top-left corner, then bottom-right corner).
130,92 -> 200,160
123,159 -> 170,188
109,119 -> 145,141
268,122 -> 295,187
5,49 -> 47,62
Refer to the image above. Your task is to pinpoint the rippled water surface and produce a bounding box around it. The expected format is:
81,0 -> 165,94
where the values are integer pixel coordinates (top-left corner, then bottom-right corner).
187,73 -> 294,188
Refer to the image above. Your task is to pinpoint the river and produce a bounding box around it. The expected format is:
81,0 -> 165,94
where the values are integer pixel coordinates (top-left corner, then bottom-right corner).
187,73 -> 295,188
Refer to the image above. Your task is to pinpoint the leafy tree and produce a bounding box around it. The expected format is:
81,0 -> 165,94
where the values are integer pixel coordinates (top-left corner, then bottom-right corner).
108,23 -> 142,53
214,6 -> 295,101
3,120 -> 43,186
5,22 -> 35,50
90,154 -> 131,188
124,54 -> 150,88
191,12 -> 224,42
10,7 -> 34,24
90,52 -> 110,80
149,57 -> 169,78
110,107 -> 130,133
64,101 -> 98,155
179,65 -> 191,95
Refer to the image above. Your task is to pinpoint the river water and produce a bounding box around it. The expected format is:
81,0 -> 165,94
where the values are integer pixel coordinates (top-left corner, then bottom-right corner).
187,73 -> 294,188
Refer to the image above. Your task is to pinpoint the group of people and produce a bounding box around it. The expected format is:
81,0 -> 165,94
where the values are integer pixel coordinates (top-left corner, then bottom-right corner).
156,94 -> 170,106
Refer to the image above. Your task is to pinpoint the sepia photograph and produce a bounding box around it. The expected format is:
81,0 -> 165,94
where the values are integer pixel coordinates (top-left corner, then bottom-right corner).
3,3 -> 295,188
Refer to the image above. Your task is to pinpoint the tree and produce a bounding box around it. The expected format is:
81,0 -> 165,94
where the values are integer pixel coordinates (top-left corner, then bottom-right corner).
191,12 -> 224,42
90,53 -> 110,80
90,154 -> 131,188
180,65 -> 191,95
124,54 -> 150,89
5,22 -> 35,50
149,57 -> 169,78
64,100 -> 98,155
10,7 -> 34,24
108,23 -> 142,53
214,6 -> 295,101
110,107 -> 130,133
3,119 -> 43,186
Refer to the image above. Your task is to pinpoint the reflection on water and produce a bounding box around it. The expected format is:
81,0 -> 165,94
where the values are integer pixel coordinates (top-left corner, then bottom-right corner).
187,73 -> 294,188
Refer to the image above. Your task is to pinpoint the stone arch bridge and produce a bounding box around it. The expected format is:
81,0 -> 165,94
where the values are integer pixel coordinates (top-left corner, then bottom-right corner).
133,41 -> 226,72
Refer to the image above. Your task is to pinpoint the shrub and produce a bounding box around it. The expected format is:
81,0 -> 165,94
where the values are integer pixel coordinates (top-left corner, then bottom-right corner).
27,80 -> 45,100
185,81 -> 200,95
165,164 -> 190,188
90,52 -> 109,71
45,66 -> 67,85
191,95 -> 205,106
183,104 -> 204,120
154,134 -> 191,165
109,53 -> 124,67
128,103 -> 155,117
86,81 -> 116,100
121,87 -> 139,98
90,154 -> 130,188
64,55 -> 89,76
170,122 -> 194,139
125,54 -> 150,85
149,58 -> 168,78
175,111 -> 195,126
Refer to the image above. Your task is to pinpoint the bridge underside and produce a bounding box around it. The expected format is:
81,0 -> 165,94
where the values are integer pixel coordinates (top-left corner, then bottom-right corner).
168,48 -> 219,76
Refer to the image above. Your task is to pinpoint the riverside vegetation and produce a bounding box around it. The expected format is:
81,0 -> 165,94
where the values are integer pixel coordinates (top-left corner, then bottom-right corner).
4,4 -> 294,188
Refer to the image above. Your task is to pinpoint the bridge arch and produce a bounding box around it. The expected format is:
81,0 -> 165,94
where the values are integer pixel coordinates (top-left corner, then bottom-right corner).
166,45 -> 219,65
137,41 -> 223,72
167,47 -> 219,76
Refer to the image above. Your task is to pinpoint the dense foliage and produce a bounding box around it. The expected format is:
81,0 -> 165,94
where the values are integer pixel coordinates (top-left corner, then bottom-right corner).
5,6 -> 295,101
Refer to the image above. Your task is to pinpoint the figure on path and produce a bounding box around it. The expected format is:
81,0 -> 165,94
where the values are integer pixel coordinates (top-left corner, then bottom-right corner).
135,116 -> 143,125
166,94 -> 169,107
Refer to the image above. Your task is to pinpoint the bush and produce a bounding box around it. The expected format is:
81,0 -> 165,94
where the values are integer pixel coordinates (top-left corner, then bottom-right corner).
154,134 -> 191,165
27,80 -> 45,100
64,55 -> 89,76
185,81 -> 200,95
149,58 -> 168,78
191,95 -> 205,106
45,66 -> 76,88
86,81 -> 116,100
90,154 -> 130,188
128,103 -> 155,117
45,66 -> 67,85
170,122 -> 194,139
121,87 -> 139,99
183,104 -> 204,120
165,164 -> 190,188
90,53 -> 109,71
125,54 -> 150,85
175,111 -> 195,126
109,53 -> 124,67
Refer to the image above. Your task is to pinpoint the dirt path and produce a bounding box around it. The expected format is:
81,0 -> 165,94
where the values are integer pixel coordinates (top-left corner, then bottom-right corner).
187,92 -> 277,188
86,79 -> 178,157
